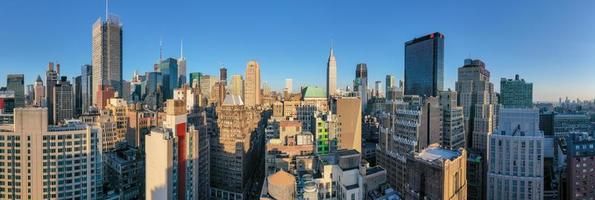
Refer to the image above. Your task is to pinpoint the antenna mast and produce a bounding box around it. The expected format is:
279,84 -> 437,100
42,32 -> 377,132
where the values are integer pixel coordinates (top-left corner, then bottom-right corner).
159,38 -> 163,62
105,0 -> 109,20
180,39 -> 184,59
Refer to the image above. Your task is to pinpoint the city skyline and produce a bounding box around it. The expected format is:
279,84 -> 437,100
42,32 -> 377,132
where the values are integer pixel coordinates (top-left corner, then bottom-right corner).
1,1 -> 595,101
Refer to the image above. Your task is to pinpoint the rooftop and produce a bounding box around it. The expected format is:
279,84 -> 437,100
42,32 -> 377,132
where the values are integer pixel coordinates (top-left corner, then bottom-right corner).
405,32 -> 443,45
223,94 -> 244,106
366,166 -> 385,175
301,86 -> 326,99
268,170 -> 295,185
336,149 -> 360,157
417,146 -> 461,161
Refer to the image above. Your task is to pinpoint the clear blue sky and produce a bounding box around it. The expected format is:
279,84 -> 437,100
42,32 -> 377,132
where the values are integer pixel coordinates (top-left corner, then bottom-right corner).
1,0 -> 594,101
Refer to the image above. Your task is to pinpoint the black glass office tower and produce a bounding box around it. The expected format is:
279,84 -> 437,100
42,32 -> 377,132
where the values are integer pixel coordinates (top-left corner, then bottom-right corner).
404,32 -> 444,97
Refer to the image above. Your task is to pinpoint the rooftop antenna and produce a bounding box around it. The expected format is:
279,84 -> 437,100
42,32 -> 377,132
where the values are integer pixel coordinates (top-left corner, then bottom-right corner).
180,39 -> 184,59
159,37 -> 163,62
105,0 -> 109,20
331,38 -> 334,49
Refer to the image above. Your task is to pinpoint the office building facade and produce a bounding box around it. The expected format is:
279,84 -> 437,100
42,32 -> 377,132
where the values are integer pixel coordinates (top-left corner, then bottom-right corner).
230,74 -> 244,99
159,57 -> 179,99
355,63 -> 368,109
439,90 -> 466,150
487,108 -> 544,200
376,95 -> 442,193
211,95 -> 262,199
0,108 -> 103,199
327,48 -> 337,98
92,15 -> 123,105
404,32 -> 444,97
244,60 -> 261,107
565,133 -> 595,199
53,76 -> 74,124
405,145 -> 467,200
6,74 -> 25,108
500,74 -> 533,108
33,75 -> 45,107
386,74 -> 396,98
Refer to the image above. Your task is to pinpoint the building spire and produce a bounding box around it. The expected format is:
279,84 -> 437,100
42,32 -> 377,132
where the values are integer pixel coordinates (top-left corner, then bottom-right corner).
329,39 -> 335,58
159,37 -> 163,62
180,39 -> 184,59
105,0 -> 109,20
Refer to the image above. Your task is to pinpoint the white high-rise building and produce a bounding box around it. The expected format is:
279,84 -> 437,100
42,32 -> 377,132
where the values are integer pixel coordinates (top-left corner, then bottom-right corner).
145,100 -> 202,200
0,108 -> 103,199
487,107 -> 544,200
326,48 -> 337,98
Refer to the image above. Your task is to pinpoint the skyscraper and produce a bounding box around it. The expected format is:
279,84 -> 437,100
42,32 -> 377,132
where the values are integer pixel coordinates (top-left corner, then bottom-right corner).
219,67 -> 227,85
284,78 -> 292,94
0,108 -> 103,199
53,76 -> 74,124
158,57 -> 179,99
376,95 -> 442,193
6,74 -> 25,108
244,60 -> 261,107
199,75 -> 217,99
456,59 -> 496,152
81,64 -> 93,113
355,63 -> 368,109
374,80 -> 382,97
439,90 -> 466,150
46,62 -> 59,125
92,14 -> 123,106
326,47 -> 337,98
487,107 -> 544,199
33,75 -> 45,107
74,75 -> 82,117
404,32 -> 444,97
334,97 -> 362,153
189,72 -> 202,87
211,95 -> 262,199
385,74 -> 396,98
500,74 -> 533,108
145,100 -> 202,200
142,72 -> 164,110
230,74 -> 244,99
178,42 -> 187,87
456,58 -> 496,200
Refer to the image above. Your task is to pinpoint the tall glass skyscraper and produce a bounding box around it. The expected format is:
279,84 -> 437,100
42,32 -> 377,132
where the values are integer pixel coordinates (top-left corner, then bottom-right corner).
189,72 -> 202,87
355,63 -> 368,109
143,72 -> 164,109
81,64 -> 93,114
159,57 -> 179,99
404,32 -> 444,97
